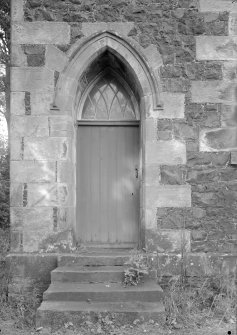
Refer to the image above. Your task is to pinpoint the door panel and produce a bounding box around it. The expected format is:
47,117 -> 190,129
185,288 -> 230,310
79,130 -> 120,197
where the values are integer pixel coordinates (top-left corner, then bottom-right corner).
77,125 -> 139,246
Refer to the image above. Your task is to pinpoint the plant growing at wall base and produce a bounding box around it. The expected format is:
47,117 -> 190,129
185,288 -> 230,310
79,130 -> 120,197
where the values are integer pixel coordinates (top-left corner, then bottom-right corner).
123,249 -> 149,286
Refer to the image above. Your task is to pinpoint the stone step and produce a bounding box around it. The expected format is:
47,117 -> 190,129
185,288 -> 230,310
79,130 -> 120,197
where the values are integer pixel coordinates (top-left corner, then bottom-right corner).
58,253 -> 130,267
43,281 -> 163,303
37,300 -> 165,328
51,266 -> 125,283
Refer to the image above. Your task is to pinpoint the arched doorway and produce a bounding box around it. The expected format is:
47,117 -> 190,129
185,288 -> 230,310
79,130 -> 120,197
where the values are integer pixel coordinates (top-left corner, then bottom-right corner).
76,69 -> 140,248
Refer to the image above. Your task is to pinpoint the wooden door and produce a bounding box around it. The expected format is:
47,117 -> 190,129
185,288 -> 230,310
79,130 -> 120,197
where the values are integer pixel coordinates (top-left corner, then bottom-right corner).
76,124 -> 139,247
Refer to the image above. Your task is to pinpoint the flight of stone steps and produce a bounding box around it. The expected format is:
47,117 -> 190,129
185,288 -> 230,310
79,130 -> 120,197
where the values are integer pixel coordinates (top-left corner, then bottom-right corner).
36,249 -> 165,329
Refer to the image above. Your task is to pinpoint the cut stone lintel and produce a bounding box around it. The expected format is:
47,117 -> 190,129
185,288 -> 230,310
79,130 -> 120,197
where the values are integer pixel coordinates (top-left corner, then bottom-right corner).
81,22 -> 134,37
196,36 -> 237,61
12,22 -> 71,45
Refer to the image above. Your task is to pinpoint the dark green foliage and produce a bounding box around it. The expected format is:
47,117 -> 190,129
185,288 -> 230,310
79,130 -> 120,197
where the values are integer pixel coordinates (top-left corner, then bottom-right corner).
0,152 -> 9,229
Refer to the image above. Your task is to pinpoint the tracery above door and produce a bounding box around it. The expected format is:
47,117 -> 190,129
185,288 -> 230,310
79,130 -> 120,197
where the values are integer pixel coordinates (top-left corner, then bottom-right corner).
81,75 -> 139,121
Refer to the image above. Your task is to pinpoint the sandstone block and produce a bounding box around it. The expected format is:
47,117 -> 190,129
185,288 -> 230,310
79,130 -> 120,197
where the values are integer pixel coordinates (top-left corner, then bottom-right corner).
11,161 -> 56,183
159,93 -> 185,119
23,207 -> 54,252
191,81 -> 234,104
146,185 -> 192,208
11,45 -> 27,67
11,207 -> 23,229
229,14 -> 237,35
144,44 -> 163,69
146,140 -> 187,165
24,137 -> 70,161
11,67 -> 54,92
45,46 -> 68,73
10,183 -> 23,207
200,127 -> 237,151
27,183 -> 72,207
57,161 -> 74,183
145,118 -> 157,142
31,91 -> 54,115
11,92 -> 25,115
199,0 -> 237,12
10,135 -> 23,160
145,165 -> 160,186
81,22 -> 134,37
49,116 -> 73,137
196,36 -> 237,61
11,116 -> 49,137
146,229 -> 191,253
11,0 -> 24,21
12,22 -> 70,45
231,151 -> 237,164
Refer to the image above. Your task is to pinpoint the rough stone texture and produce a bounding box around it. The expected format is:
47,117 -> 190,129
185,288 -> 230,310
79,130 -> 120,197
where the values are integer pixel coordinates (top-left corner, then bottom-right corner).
196,36 -> 237,61
11,67 -> 54,92
159,92 -> 185,119
12,22 -> 71,45
199,0 -> 237,13
145,141 -> 186,165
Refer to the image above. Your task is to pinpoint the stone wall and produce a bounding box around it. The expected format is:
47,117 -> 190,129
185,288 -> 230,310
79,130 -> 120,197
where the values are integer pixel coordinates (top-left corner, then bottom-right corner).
9,0 -> 237,289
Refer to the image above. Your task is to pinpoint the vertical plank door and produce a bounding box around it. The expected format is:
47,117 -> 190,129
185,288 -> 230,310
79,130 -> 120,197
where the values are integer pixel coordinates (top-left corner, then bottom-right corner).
77,125 -> 139,247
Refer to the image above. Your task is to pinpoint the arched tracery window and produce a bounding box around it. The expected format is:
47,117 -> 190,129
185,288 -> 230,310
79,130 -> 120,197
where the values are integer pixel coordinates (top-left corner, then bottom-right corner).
82,76 -> 139,121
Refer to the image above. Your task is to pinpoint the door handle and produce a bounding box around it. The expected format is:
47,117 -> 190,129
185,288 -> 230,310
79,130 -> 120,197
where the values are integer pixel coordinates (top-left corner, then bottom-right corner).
135,167 -> 139,179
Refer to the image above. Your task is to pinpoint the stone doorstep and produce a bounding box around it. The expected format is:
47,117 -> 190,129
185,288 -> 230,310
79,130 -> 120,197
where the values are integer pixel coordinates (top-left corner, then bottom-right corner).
37,251 -> 165,327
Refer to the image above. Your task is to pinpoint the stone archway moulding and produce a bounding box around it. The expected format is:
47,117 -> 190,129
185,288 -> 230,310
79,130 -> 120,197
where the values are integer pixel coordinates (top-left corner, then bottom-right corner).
54,30 -> 163,117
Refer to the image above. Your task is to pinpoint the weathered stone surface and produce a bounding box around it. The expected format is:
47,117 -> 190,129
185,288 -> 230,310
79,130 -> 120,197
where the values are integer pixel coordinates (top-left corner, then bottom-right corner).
81,22 -> 134,37
31,91 -> 54,115
191,81 -> 234,104
49,116 -> 73,137
146,229 -> 191,253
231,151 -> 237,164
10,135 -> 23,160
160,165 -> 187,185
200,127 -> 237,151
146,141 -> 186,165
12,22 -> 70,45
229,14 -> 237,35
11,0 -> 24,21
159,93 -> 185,119
145,118 -> 157,142
27,183 -> 72,207
196,36 -> 237,61
146,185 -> 192,208
11,92 -> 25,115
57,161 -> 74,184
11,45 -> 27,67
11,67 -> 54,92
11,161 -> 56,183
24,137 -> 70,161
173,121 -> 198,141
11,116 -> 49,137
45,46 -> 68,73
145,165 -> 160,186
10,183 -> 23,207
199,0 -> 237,13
